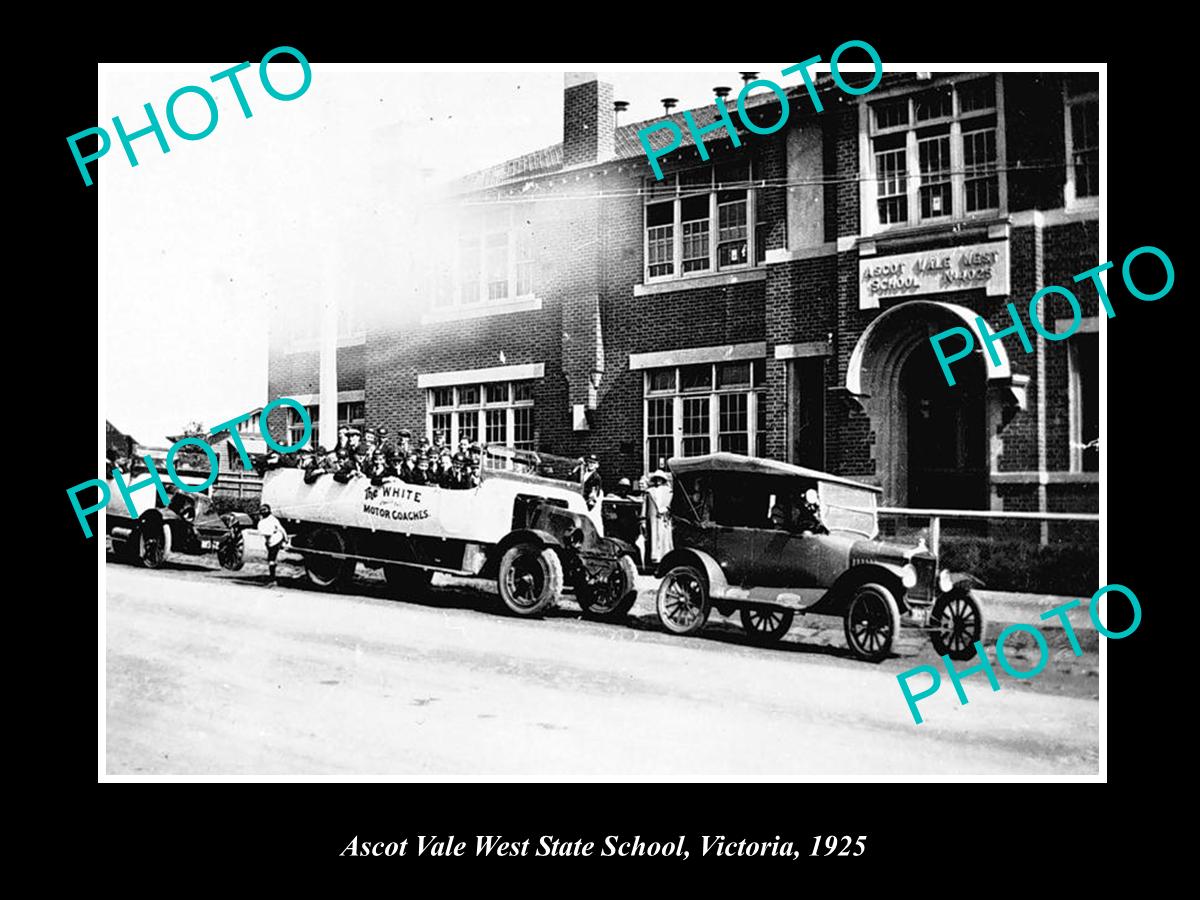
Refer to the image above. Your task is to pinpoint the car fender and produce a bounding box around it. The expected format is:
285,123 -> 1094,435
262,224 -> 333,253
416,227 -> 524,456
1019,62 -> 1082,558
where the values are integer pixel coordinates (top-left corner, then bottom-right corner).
946,571 -> 985,591
807,562 -> 909,617
135,508 -> 175,555
222,511 -> 255,531
495,528 -> 562,556
603,536 -> 641,568
654,547 -> 730,598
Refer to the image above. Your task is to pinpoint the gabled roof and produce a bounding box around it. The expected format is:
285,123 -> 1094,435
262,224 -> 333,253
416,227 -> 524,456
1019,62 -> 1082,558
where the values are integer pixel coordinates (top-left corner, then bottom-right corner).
668,452 -> 882,493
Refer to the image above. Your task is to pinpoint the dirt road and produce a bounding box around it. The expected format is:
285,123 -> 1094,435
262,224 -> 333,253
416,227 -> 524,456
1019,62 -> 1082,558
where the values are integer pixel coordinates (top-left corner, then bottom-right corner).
105,560 -> 1099,776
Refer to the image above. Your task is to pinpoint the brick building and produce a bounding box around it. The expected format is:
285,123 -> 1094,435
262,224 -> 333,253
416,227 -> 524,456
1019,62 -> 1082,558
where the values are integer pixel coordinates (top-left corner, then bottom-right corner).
267,70 -> 1099,514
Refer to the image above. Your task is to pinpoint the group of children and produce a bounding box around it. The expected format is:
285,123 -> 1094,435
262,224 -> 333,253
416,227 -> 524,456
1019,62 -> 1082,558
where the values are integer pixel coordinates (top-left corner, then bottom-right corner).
267,426 -> 484,490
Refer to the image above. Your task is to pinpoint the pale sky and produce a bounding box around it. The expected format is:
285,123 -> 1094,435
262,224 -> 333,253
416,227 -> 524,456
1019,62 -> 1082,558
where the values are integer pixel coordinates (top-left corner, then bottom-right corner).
99,62 -> 793,445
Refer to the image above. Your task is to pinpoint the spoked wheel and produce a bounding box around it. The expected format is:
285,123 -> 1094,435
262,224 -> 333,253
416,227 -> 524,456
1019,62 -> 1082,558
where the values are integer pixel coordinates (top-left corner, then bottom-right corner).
739,604 -> 795,644
217,531 -> 245,571
843,583 -> 902,662
655,565 -> 710,636
384,564 -> 433,599
304,527 -> 356,590
136,520 -> 167,569
929,588 -> 985,660
497,544 -> 563,616
578,555 -> 639,620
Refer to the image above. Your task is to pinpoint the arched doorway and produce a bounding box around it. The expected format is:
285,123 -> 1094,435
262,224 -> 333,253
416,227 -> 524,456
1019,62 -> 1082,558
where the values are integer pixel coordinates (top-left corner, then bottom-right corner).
846,301 -> 1010,509
900,339 -> 987,509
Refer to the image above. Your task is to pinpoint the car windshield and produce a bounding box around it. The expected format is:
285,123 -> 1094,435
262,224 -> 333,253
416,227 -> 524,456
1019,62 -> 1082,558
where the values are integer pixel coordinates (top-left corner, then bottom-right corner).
818,481 -> 878,538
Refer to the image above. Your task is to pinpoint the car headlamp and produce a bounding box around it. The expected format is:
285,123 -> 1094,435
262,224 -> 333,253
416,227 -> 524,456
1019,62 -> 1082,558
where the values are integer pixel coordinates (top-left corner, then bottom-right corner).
938,569 -> 954,593
900,564 -> 918,589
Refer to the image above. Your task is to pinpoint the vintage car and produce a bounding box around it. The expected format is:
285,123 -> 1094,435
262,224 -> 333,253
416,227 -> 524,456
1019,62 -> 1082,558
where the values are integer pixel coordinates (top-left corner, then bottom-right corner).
260,446 -> 639,619
653,453 -> 984,662
105,471 -> 252,571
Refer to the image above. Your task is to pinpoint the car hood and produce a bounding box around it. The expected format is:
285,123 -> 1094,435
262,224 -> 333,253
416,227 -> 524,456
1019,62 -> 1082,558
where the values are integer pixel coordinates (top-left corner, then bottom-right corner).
849,538 -> 931,567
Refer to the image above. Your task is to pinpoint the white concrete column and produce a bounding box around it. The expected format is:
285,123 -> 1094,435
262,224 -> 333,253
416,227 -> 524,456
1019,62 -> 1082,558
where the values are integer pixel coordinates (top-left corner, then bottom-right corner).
318,292 -> 338,451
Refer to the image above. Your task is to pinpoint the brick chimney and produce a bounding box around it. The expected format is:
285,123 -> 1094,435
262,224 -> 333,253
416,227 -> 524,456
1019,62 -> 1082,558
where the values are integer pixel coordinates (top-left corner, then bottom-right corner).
563,73 -> 614,166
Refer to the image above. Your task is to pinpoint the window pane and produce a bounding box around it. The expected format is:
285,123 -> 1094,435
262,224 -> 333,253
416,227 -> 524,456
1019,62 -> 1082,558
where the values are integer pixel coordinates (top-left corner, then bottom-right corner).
963,127 -> 999,212
914,86 -> 952,121
714,160 -> 749,188
647,397 -> 674,465
1071,101 -> 1099,198
718,393 -> 749,455
647,173 -> 676,200
485,230 -> 508,300
755,223 -> 768,263
682,397 -> 710,456
513,407 -> 535,450
752,358 -> 766,387
717,361 -> 751,388
515,223 -> 534,296
431,413 -> 451,446
648,368 -> 676,393
513,381 -> 534,402
680,364 -> 713,392
432,388 -> 453,409
459,233 -> 480,304
458,411 -> 479,444
872,98 -> 908,131
486,383 -> 508,404
647,201 -> 674,277
918,134 -> 952,218
957,78 -> 995,114
681,195 -> 710,273
457,385 -> 479,407
756,391 -> 767,457
875,144 -> 908,225
485,409 -> 507,445
679,166 -> 712,195
717,194 -> 748,268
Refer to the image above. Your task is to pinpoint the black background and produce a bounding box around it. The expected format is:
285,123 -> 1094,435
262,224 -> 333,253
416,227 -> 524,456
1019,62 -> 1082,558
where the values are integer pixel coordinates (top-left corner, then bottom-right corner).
33,12 -> 1185,883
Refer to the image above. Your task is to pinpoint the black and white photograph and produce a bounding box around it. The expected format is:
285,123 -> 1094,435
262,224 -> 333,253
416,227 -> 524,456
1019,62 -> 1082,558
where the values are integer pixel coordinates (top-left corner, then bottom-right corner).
92,59 -> 1108,780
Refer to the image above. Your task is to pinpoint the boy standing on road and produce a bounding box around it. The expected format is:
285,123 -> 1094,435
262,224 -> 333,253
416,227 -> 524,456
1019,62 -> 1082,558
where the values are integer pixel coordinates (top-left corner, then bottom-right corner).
257,503 -> 289,587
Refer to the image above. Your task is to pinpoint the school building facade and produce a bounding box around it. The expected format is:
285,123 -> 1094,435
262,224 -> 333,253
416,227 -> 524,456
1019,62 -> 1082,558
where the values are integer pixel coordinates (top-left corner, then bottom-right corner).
266,70 -> 1100,514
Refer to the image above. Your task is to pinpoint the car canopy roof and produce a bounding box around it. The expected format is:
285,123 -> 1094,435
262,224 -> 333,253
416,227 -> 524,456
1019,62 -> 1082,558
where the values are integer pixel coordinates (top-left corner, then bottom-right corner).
667,452 -> 882,494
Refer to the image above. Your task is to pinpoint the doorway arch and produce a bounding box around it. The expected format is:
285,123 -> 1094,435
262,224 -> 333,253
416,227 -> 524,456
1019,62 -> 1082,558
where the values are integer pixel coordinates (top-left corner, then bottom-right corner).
846,301 -> 1010,508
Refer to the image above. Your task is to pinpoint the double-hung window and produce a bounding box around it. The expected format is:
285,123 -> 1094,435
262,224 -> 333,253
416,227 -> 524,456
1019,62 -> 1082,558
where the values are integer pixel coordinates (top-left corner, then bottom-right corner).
1064,74 -> 1099,207
643,161 -> 759,282
438,205 -> 536,309
425,380 -> 536,452
289,401 -> 364,450
865,76 -> 1004,232
642,359 -> 767,470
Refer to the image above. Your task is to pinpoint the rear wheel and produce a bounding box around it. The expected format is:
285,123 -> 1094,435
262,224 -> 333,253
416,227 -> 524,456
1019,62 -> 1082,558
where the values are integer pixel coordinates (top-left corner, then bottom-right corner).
739,605 -> 794,644
843,583 -> 901,662
498,544 -> 563,616
929,588 -> 985,660
304,527 -> 356,590
384,564 -> 433,599
578,554 -> 639,620
656,565 -> 709,636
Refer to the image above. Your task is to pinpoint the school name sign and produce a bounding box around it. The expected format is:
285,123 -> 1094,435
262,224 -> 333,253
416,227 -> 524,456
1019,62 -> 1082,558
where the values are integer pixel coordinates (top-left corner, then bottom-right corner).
859,241 -> 1010,309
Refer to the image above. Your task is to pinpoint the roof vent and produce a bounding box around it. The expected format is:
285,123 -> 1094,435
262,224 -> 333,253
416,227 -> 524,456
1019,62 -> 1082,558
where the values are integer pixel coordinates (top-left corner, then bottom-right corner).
713,86 -> 732,99
740,72 -> 759,84
661,97 -> 678,113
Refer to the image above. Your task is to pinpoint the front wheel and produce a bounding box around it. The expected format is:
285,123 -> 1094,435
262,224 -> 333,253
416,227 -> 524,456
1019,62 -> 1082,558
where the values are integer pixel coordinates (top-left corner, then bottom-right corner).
655,565 -> 710,635
739,605 -> 795,644
304,527 -> 356,590
843,583 -> 901,662
217,530 -> 245,571
578,555 -> 639,620
929,588 -> 985,660
498,544 -> 563,616
136,520 -> 168,569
